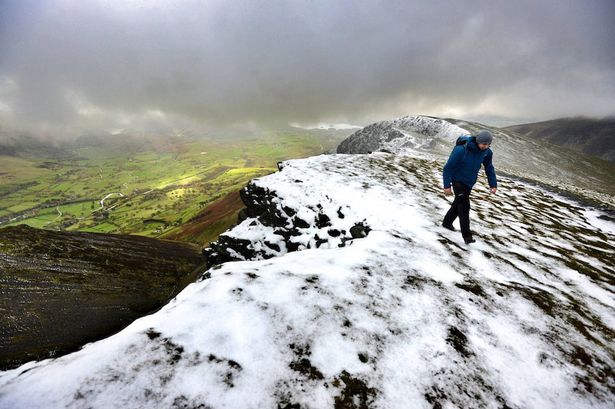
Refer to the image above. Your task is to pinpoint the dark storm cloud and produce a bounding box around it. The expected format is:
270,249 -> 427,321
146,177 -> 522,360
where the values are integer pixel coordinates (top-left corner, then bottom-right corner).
0,0 -> 614,136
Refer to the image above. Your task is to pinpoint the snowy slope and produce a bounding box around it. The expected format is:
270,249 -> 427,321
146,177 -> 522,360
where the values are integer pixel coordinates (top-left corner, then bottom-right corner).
336,115 -> 467,155
337,115 -> 615,209
1,153 -> 614,409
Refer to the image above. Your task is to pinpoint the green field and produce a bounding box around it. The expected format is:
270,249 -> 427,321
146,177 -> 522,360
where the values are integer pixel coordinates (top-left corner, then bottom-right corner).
0,130 -> 345,242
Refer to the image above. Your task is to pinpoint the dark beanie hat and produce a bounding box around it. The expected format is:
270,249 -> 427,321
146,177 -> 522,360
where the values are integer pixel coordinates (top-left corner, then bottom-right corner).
475,130 -> 493,144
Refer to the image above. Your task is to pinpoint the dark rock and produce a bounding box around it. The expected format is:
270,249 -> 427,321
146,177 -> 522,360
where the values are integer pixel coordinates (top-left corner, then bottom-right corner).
204,235 -> 256,268
315,213 -> 332,228
333,370 -> 377,409
454,281 -> 487,298
293,216 -> 311,229
282,206 -> 297,217
239,184 -> 284,227
328,229 -> 341,237
337,122 -> 388,154
314,234 -> 328,248
237,207 -> 248,224
274,229 -> 302,239
146,328 -> 162,340
350,222 -> 371,239
286,241 -> 301,252
265,241 -> 281,252
446,326 -> 472,357
289,358 -> 324,380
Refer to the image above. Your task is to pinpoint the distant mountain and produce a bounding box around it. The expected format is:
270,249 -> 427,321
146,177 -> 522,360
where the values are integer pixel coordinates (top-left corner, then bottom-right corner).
503,117 -> 615,163
71,132 -> 188,154
0,133 -> 69,159
337,115 -> 615,210
0,129 -> 193,160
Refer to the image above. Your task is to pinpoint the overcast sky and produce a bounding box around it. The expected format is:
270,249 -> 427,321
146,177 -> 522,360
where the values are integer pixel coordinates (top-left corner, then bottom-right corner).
1,0 -> 614,137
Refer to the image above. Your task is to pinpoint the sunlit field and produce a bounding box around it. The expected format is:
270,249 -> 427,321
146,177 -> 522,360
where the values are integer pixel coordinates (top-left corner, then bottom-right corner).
0,130 -> 345,243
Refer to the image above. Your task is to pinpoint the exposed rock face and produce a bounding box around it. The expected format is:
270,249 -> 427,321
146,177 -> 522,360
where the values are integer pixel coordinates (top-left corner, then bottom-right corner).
203,167 -> 371,267
0,225 -> 204,369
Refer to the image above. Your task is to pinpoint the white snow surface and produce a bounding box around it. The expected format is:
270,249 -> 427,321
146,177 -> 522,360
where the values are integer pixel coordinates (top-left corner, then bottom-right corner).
1,153 -> 614,409
337,115 -> 468,157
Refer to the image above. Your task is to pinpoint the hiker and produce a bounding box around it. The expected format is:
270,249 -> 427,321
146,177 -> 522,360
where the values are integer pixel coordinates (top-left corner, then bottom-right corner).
442,130 -> 497,244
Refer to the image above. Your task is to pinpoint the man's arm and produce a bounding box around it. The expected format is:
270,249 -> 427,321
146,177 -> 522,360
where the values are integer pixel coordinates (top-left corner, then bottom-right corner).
483,151 -> 497,193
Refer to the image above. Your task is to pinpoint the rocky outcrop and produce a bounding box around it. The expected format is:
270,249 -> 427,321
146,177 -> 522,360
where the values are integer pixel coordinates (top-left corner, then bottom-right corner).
203,162 -> 371,267
0,225 -> 205,370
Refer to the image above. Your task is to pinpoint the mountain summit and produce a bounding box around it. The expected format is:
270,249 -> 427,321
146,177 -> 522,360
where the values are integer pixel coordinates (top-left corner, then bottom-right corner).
1,118 -> 614,409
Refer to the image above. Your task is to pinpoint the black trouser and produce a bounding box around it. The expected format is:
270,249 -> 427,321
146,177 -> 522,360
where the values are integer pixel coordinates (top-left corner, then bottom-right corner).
443,181 -> 472,238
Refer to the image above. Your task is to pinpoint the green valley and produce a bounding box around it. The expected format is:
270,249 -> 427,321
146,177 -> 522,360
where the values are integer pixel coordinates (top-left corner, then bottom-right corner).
0,129 -> 347,245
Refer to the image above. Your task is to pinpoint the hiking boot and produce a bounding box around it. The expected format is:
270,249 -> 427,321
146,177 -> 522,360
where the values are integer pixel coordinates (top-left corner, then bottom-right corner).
463,236 -> 476,244
442,222 -> 456,231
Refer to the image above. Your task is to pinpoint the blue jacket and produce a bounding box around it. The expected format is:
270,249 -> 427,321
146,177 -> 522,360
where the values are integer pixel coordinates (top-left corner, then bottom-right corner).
443,136 -> 497,189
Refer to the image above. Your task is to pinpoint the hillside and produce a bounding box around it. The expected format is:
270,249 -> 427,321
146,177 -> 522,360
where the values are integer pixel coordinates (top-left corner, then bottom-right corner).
0,132 -> 69,159
337,115 -> 615,210
0,225 -> 204,370
503,117 -> 615,163
1,151 -> 613,408
0,128 -> 349,242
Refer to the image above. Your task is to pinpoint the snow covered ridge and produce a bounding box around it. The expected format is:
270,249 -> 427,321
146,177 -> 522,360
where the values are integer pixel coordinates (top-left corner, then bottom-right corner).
337,115 -> 467,155
337,115 -> 615,210
1,153 -> 614,409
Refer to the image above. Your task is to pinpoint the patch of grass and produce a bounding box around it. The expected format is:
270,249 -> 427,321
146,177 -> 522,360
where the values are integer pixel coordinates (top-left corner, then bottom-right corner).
0,156 -> 51,181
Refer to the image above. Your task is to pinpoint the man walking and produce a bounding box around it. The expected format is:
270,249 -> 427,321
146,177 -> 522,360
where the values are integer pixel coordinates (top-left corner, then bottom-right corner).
442,130 -> 497,244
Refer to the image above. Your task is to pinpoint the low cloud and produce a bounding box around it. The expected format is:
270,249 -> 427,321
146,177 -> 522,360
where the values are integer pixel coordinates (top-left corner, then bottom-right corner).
1,0 -> 614,138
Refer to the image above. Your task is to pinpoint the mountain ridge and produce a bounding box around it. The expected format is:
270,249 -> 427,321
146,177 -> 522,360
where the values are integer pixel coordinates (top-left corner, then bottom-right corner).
337,115 -> 615,210
1,149 -> 613,408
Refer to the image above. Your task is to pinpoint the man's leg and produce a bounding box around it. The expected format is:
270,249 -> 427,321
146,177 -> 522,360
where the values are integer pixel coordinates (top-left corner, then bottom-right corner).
453,182 -> 472,240
442,190 -> 460,227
